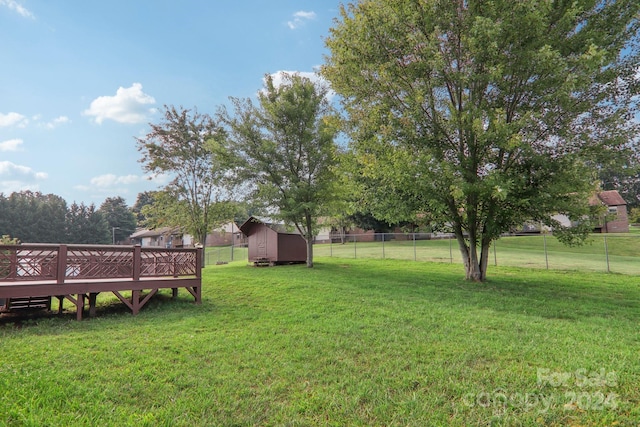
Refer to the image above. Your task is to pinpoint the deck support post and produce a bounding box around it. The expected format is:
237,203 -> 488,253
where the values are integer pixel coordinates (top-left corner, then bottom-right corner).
131,289 -> 141,315
76,293 -> 84,321
88,292 -> 98,318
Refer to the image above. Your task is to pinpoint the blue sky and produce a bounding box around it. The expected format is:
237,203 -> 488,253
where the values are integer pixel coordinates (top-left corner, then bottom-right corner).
0,0 -> 342,207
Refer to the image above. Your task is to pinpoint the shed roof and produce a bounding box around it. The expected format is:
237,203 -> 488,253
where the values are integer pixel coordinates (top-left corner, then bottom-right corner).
239,216 -> 301,236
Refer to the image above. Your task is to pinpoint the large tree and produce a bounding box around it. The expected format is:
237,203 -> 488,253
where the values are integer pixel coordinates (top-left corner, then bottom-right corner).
599,150 -> 640,209
65,202 -> 110,244
0,191 -> 67,243
98,196 -> 137,244
222,73 -> 340,267
131,191 -> 156,225
323,0 -> 640,281
136,105 -> 234,246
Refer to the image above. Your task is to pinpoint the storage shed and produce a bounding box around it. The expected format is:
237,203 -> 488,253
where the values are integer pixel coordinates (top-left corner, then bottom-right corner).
239,217 -> 307,265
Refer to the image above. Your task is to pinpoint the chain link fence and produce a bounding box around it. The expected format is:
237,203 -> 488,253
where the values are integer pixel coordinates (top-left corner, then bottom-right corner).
313,233 -> 640,275
205,244 -> 248,265
205,232 -> 640,275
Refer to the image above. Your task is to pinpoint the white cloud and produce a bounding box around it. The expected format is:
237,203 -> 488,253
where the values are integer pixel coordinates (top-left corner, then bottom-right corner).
0,112 -> 28,128
145,172 -> 170,184
287,10 -> 316,29
42,115 -> 71,129
0,161 -> 47,193
0,161 -> 47,179
0,138 -> 23,152
0,0 -> 34,19
83,83 -> 156,124
90,174 -> 140,187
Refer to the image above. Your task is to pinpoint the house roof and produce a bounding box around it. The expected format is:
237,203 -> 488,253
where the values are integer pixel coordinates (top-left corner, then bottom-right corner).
218,222 -> 237,233
130,226 -> 181,239
597,190 -> 627,206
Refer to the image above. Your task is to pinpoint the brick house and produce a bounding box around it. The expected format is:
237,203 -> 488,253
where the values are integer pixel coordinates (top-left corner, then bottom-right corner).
590,190 -> 629,233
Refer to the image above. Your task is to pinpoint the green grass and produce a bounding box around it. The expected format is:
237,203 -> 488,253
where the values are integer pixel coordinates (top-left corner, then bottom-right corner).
1,258 -> 639,426
314,233 -> 640,275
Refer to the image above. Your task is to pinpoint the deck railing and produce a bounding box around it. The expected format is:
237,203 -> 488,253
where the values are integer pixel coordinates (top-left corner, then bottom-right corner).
1,244 -> 203,319
0,244 -> 202,283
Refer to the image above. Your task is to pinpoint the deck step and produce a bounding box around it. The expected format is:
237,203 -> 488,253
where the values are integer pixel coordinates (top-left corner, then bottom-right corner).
5,296 -> 52,311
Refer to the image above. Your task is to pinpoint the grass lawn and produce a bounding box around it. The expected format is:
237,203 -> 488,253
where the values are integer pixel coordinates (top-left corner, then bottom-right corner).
1,258 -> 639,426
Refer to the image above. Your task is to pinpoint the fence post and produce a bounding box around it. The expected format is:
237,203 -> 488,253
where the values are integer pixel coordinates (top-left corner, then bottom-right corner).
354,235 -> 357,259
604,235 -> 610,273
449,235 -> 453,263
493,241 -> 497,266
330,238 -> 333,257
543,233 -> 549,270
413,233 -> 417,261
382,233 -> 385,259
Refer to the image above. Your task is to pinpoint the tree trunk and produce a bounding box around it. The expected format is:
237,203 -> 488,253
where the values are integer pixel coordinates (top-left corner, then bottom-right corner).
305,212 -> 314,268
464,245 -> 483,281
306,238 -> 314,268
455,232 -> 487,282
479,237 -> 491,282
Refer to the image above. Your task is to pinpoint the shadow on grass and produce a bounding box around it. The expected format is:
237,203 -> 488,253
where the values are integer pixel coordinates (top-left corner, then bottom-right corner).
312,259 -> 640,323
0,291 -> 198,328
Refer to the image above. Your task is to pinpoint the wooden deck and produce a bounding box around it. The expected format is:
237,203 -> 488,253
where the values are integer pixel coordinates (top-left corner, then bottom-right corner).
0,244 -> 203,320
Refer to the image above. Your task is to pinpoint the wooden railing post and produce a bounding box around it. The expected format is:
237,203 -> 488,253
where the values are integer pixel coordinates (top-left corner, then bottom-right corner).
56,245 -> 67,284
173,252 -> 178,278
133,245 -> 141,281
196,247 -> 203,277
9,248 -> 18,279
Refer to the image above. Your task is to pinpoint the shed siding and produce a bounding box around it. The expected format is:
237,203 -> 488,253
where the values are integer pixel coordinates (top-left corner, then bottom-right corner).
240,217 -> 307,264
276,234 -> 307,263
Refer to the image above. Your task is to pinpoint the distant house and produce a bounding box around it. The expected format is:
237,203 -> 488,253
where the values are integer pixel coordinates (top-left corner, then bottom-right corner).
129,227 -> 191,248
542,190 -> 629,234
205,222 -> 245,247
590,190 -> 629,233
239,217 -> 306,265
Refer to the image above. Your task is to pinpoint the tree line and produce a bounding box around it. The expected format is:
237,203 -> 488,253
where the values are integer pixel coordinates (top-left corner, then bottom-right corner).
0,192 -> 137,244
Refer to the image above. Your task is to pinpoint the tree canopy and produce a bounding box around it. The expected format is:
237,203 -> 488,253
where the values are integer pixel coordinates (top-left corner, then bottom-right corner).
222,73 -> 341,267
136,105 -> 235,246
0,191 -> 68,243
322,0 -> 640,281
65,202 -> 110,244
98,196 -> 137,244
0,191 -> 124,244
131,191 -> 155,225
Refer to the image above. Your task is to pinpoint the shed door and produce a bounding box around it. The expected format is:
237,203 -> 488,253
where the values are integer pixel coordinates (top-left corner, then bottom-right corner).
256,227 -> 268,258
